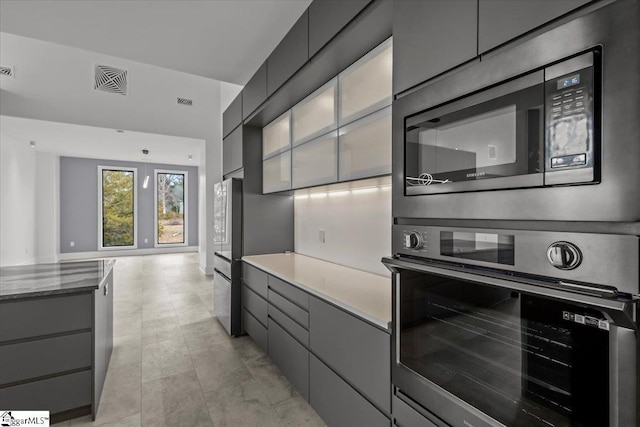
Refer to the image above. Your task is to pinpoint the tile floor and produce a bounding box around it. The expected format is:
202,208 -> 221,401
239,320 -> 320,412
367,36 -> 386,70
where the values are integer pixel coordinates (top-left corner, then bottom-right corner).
61,253 -> 326,427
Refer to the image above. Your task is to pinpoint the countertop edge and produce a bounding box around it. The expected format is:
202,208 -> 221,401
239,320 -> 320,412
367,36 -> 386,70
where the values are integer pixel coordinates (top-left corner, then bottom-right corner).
242,257 -> 392,333
0,259 -> 116,301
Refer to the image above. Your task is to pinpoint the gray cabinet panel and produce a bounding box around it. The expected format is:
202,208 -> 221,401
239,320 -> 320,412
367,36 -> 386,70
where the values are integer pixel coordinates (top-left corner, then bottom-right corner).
478,0 -> 591,53
0,332 -> 91,384
267,11 -> 309,96
309,297 -> 390,413
268,319 -> 309,401
268,275 -> 309,309
223,126 -> 243,176
310,354 -> 390,427
243,308 -> 268,354
223,93 -> 242,138
94,274 -> 113,418
393,0 -> 477,94
308,0 -> 371,57
268,304 -> 309,347
243,62 -> 268,120
0,370 -> 92,413
242,284 -> 268,326
243,263 -> 269,299
0,293 -> 92,342
393,395 -> 438,427
268,289 -> 309,329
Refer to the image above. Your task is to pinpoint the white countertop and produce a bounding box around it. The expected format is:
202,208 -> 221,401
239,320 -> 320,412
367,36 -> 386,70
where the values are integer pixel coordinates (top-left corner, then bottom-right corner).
242,253 -> 392,331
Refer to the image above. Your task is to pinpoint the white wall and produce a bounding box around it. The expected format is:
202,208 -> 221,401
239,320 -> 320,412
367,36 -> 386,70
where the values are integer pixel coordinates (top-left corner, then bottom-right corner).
0,33 -> 226,272
35,151 -> 59,264
294,178 -> 392,277
0,132 -> 37,266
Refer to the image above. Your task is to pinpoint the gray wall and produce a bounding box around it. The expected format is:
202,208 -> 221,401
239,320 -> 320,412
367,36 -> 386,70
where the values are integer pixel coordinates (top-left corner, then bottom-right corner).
60,156 -> 199,253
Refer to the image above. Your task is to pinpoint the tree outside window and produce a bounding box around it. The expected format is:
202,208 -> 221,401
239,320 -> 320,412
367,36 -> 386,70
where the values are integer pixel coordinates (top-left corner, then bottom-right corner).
100,168 -> 136,248
156,172 -> 186,245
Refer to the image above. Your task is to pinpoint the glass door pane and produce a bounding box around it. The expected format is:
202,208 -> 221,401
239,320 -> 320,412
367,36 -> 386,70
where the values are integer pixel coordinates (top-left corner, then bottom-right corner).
339,38 -> 392,125
292,78 -> 337,146
156,172 -> 185,245
101,169 -> 135,247
263,110 -> 291,159
263,151 -> 292,194
338,106 -> 391,181
292,131 -> 338,189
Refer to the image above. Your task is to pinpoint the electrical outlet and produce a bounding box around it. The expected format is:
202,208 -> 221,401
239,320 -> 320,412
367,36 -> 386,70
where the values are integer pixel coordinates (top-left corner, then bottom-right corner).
70,241 -> 75,247
319,229 -> 326,243
144,238 -> 148,243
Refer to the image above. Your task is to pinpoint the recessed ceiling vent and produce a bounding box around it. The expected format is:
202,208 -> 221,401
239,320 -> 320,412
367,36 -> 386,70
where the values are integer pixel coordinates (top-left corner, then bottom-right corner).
94,64 -> 128,96
0,65 -> 14,77
177,97 -> 193,107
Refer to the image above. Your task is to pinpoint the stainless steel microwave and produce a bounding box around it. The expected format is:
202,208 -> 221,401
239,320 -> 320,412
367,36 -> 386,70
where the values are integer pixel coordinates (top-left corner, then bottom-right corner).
392,0 -> 640,223
404,51 -> 598,196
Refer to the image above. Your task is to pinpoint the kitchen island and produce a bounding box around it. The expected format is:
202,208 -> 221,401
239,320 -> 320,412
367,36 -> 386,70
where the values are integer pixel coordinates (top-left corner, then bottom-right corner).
0,260 -> 114,423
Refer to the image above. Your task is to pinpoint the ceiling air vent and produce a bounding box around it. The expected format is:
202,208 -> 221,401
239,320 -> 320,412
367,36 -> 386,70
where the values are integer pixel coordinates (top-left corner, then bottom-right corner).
94,64 -> 128,96
0,65 -> 14,77
177,97 -> 193,107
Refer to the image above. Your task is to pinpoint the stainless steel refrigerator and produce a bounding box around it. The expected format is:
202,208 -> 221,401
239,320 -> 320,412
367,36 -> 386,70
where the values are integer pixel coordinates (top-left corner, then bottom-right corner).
212,178 -> 243,336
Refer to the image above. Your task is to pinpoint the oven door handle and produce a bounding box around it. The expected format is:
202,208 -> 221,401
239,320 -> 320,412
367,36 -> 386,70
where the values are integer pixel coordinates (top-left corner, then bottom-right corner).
382,257 -> 638,330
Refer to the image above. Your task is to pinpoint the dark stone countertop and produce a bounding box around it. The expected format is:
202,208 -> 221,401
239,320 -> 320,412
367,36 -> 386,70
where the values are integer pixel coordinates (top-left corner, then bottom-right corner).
0,260 -> 115,301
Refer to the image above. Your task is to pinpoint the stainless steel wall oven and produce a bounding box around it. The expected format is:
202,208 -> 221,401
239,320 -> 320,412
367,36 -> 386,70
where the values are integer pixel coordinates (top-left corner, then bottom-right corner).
383,225 -> 639,427
392,0 -> 640,222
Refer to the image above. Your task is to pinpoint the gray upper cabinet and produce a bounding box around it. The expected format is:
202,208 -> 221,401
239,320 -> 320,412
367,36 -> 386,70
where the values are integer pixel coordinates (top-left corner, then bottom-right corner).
223,126 -> 243,176
393,0 -> 478,95
308,0 -> 372,57
223,93 -> 242,138
267,11 -> 309,97
243,62 -> 267,120
478,0 -> 592,53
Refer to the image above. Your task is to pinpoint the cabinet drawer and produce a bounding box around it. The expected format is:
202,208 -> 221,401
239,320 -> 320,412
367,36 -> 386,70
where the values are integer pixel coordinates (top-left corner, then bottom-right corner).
310,354 -> 390,427
268,275 -> 309,309
392,394 -> 439,427
309,297 -> 390,413
0,332 -> 92,385
242,285 -> 268,326
268,304 -> 309,347
268,289 -> 309,329
0,293 -> 92,342
243,308 -> 268,354
243,263 -> 268,299
268,319 -> 309,401
0,370 -> 91,414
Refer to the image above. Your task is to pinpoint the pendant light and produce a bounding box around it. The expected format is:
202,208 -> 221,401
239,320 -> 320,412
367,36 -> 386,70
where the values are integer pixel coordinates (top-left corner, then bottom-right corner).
142,149 -> 150,189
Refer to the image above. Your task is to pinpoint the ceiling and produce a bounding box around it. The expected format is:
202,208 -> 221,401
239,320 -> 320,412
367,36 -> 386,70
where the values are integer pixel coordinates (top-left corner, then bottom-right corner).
0,0 -> 311,85
0,116 -> 205,166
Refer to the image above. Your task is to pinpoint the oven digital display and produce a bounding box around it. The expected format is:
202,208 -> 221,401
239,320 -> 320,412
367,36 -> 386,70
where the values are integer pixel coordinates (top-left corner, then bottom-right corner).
440,231 -> 515,265
557,74 -> 580,89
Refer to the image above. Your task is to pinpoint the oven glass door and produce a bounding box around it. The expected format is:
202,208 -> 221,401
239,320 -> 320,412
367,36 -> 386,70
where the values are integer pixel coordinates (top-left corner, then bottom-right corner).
399,268 -> 609,427
405,73 -> 544,195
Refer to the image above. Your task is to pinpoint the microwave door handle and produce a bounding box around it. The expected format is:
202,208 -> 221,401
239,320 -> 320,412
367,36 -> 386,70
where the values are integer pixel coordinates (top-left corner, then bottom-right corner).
382,257 -> 638,330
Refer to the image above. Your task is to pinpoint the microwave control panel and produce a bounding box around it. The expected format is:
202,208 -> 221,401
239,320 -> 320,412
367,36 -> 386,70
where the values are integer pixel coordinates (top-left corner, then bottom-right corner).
544,51 -> 597,185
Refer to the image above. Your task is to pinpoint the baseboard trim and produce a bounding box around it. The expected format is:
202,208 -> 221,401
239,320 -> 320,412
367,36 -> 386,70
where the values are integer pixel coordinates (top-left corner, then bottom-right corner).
58,246 -> 199,261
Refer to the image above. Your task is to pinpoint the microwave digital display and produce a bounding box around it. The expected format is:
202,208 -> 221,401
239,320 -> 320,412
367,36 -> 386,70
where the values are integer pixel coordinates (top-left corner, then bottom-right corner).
557,74 -> 581,89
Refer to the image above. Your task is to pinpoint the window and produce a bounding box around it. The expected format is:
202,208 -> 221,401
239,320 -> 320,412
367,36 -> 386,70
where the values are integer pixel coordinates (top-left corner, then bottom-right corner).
99,166 -> 137,249
155,170 -> 188,246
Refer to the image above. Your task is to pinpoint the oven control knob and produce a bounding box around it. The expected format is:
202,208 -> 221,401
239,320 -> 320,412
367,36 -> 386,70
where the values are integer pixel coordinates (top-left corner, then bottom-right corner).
547,242 -> 582,270
405,232 -> 424,249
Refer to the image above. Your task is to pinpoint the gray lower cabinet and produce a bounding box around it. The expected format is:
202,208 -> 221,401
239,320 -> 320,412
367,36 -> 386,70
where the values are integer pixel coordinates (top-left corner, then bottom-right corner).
243,308 -> 268,354
268,318 -> 309,401
0,276 -> 113,421
309,296 -> 391,413
392,394 -> 439,427
310,354 -> 390,427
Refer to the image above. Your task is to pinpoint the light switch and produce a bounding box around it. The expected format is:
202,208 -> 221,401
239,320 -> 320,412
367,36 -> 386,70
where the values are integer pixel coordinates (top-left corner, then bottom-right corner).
70,241 -> 75,247
319,229 -> 326,243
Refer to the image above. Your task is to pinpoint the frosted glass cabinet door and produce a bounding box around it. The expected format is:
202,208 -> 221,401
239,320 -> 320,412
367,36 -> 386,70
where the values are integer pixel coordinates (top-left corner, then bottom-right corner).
292,131 -> 338,189
263,111 -> 291,159
263,151 -> 292,194
292,78 -> 338,146
338,106 -> 392,181
339,38 -> 392,125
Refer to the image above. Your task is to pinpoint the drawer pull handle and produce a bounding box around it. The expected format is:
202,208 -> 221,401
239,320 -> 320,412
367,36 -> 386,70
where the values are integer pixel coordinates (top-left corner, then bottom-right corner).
104,283 -> 109,296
